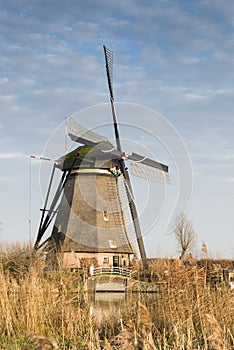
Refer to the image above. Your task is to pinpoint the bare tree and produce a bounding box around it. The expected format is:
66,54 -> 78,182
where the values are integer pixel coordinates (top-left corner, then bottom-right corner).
174,214 -> 196,260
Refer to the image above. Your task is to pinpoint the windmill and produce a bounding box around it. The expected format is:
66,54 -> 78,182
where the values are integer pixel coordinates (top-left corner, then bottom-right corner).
34,46 -> 169,271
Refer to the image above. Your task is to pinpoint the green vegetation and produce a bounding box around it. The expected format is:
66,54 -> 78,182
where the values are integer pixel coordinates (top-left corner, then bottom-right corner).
59,145 -> 101,169
0,243 -> 233,349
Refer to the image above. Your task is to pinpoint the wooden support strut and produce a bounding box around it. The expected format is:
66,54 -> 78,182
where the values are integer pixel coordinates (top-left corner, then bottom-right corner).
34,151 -> 80,249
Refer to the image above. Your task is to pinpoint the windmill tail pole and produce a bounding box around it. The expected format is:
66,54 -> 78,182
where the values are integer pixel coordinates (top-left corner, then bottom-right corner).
34,151 -> 80,250
34,170 -> 67,250
38,163 -> 56,235
103,45 -> 122,152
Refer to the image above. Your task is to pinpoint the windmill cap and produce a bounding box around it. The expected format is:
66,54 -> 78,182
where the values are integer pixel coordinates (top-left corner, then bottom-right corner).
57,145 -> 119,171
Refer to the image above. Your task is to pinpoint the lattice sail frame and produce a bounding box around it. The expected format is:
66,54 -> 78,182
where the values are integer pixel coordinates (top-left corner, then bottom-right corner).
130,161 -> 170,184
67,117 -> 114,151
103,46 -> 114,100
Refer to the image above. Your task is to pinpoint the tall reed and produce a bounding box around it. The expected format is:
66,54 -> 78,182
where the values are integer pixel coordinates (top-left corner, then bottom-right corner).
0,243 -> 233,349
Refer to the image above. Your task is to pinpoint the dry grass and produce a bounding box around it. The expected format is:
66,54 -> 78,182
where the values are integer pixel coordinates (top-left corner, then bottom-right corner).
0,243 -> 233,349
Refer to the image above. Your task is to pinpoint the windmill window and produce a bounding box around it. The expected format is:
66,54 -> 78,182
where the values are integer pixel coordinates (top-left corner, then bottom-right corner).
103,211 -> 109,221
103,256 -> 109,264
109,240 -> 117,248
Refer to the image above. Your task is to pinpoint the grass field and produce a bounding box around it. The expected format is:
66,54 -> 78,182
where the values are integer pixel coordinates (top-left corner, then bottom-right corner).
0,243 -> 233,349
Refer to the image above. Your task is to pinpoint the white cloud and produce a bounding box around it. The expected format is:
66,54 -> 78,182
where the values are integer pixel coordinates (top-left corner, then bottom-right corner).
0,94 -> 16,102
185,93 -> 206,100
222,177 -> 234,183
0,78 -> 8,84
0,176 -> 8,181
0,153 -> 22,159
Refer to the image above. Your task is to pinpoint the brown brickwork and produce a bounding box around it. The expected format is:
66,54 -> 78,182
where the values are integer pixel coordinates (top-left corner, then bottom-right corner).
47,151 -> 135,270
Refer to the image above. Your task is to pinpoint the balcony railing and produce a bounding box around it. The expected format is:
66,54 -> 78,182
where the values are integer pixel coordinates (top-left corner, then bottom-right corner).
90,266 -> 131,277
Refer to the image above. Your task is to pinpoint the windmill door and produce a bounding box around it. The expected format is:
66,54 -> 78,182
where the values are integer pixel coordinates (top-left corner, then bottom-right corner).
113,255 -> 120,267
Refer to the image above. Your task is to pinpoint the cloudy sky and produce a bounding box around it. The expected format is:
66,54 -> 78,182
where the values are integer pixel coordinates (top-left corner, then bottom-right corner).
0,0 -> 234,258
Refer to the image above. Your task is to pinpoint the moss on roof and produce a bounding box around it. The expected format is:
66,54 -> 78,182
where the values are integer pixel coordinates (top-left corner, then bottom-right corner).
65,146 -> 93,160
58,145 -> 102,169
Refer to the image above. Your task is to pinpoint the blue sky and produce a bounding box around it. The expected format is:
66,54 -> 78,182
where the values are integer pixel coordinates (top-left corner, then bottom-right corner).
0,0 -> 234,258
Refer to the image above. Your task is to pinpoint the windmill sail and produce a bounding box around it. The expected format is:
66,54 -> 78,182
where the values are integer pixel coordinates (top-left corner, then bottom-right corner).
117,175 -> 141,257
103,45 -> 122,152
103,45 -> 147,260
103,46 -> 114,101
127,152 -> 168,172
130,161 -> 170,183
67,117 -> 114,151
